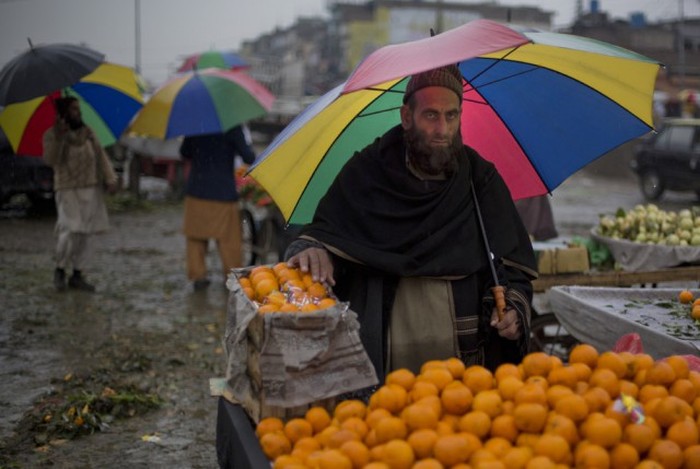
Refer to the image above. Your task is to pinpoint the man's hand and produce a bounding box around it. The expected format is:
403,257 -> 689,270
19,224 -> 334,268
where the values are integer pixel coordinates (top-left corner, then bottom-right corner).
490,307 -> 521,340
286,247 -> 335,286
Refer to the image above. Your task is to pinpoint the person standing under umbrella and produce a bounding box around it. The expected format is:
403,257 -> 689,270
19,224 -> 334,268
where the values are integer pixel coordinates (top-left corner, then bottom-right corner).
180,125 -> 256,290
286,65 -> 537,380
43,96 -> 118,292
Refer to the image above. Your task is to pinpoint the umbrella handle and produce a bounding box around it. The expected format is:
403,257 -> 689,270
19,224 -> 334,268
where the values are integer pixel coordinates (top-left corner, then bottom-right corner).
492,285 -> 506,322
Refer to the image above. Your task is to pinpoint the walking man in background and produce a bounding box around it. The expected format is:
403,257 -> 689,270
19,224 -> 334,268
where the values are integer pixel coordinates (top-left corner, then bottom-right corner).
43,96 -> 118,292
180,125 -> 256,291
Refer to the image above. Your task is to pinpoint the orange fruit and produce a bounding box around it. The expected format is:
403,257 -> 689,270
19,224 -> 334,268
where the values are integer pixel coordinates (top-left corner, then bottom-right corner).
666,417 -> 699,449
544,413 -> 578,446
490,414 -> 518,443
278,303 -> 300,313
553,394 -> 589,422
469,448 -> 498,466
339,440 -> 370,468
693,305 -> 700,320
441,381 -> 473,415
514,382 -> 548,406
258,303 -> 281,314
609,442 -> 639,469
679,289 -> 695,304
380,439 -> 415,469
513,403 -> 547,433
501,446 -> 533,469
546,385 -> 574,408
670,378 -> 697,403
635,461 -> 664,469
458,410 -> 491,438
242,286 -> 256,300
409,381 -> 439,402
444,357 -> 467,379
374,416 -> 407,444
272,454 -> 303,469
401,403 -> 439,432
420,360 -> 448,373
318,448 -> 353,469
573,443 -> 610,468
414,395 -> 442,420
581,416 -> 622,449
249,265 -> 274,278
623,421 -> 656,453
419,367 -> 454,392
371,384 -> 407,414
251,269 -> 276,286
407,428 -> 439,459
639,384 -> 669,403
433,433 -> 480,467
521,352 -> 552,378
666,356 -> 690,380
294,436 -> 320,453
524,455 -> 555,468
255,277 -> 279,301
327,428 -> 360,449
597,352 -> 627,379
485,437 -> 512,458
646,361 -> 676,386
547,366 -> 578,389
334,399 -> 367,422
411,459 -> 443,469
300,303 -> 319,313
257,417 -> 285,437
307,282 -> 327,299
684,445 -> 700,468
647,439 -> 683,469
582,386 -> 611,413
365,408 -> 391,429
284,418 -> 314,444
495,363 -> 523,382
238,276 -> 252,288
341,417 -> 368,440
472,390 -> 503,418
619,380 -> 639,399
364,461 -> 390,469
569,344 -> 599,368
463,366 -> 494,393
260,431 -> 292,460
386,368 -> 416,391
533,434 -> 570,464
652,396 -> 692,428
316,298 -> 337,309
589,368 -> 620,399
499,376 -> 525,401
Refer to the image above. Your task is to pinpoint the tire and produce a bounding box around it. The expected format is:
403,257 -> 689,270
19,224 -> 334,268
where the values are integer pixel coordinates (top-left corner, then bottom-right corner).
529,313 -> 579,361
240,208 -> 257,266
639,170 -> 665,201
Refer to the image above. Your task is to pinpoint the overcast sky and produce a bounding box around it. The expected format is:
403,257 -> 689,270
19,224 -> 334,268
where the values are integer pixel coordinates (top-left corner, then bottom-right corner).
0,0 -> 698,85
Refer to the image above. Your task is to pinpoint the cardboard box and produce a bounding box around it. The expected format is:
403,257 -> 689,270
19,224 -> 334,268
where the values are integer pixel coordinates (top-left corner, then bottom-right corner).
534,243 -> 590,275
222,266 -> 378,423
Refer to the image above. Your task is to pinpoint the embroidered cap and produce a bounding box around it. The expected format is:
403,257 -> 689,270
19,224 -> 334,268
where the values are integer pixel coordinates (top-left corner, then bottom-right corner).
403,64 -> 463,104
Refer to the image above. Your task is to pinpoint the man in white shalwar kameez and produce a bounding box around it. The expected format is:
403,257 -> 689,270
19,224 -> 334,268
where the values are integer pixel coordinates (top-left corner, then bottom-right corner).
43,97 -> 117,291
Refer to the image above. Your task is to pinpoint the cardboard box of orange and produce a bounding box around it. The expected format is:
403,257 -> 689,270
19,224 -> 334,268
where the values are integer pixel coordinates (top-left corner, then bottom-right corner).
221,264 -> 378,422
533,241 -> 590,275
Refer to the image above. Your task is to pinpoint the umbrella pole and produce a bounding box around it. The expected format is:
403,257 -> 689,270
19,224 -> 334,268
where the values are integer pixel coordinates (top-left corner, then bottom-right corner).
470,181 -> 506,321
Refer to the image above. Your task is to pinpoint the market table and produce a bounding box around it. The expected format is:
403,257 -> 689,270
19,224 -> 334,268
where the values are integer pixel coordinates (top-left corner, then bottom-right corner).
548,285 -> 700,359
532,265 -> 700,293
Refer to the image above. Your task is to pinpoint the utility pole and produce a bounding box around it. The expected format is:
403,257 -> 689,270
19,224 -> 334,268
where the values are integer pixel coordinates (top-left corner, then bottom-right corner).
135,0 -> 142,74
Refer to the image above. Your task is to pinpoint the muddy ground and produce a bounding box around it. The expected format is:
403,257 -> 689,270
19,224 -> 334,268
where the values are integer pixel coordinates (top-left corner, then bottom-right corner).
1,170 -> 698,468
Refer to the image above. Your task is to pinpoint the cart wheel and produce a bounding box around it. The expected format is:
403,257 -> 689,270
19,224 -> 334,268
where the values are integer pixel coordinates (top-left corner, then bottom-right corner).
240,208 -> 256,266
529,313 -> 579,361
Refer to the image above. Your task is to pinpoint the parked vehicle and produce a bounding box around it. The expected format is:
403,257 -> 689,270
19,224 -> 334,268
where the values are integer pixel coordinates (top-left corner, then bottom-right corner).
630,118 -> 700,200
0,151 -> 54,210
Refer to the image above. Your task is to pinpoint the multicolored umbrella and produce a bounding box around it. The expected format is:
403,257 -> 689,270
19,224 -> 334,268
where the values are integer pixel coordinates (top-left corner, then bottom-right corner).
176,50 -> 248,72
0,63 -> 144,156
126,69 -> 275,139
0,41 -> 105,106
250,19 -> 661,224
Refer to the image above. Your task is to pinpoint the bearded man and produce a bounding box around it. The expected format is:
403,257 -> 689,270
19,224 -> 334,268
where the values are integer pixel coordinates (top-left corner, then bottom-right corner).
43,96 -> 117,292
285,65 -> 537,380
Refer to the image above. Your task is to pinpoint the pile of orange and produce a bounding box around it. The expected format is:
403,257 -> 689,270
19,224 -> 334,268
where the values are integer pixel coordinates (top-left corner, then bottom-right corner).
678,290 -> 700,320
239,263 -> 337,314
255,346 -> 700,468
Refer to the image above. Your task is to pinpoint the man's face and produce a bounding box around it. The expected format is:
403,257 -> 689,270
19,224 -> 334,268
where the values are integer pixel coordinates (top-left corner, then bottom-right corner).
64,100 -> 84,129
400,86 -> 462,176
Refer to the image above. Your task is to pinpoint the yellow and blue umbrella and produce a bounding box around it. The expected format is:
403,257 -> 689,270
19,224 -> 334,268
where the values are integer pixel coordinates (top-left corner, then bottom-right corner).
127,69 -> 274,139
250,19 -> 662,225
0,63 -> 144,156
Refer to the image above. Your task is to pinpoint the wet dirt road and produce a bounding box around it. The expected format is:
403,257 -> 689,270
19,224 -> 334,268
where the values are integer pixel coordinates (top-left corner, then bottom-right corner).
0,170 -> 698,468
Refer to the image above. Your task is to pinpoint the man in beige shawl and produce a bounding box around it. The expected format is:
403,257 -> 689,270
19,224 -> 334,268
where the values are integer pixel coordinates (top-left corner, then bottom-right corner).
43,97 -> 117,292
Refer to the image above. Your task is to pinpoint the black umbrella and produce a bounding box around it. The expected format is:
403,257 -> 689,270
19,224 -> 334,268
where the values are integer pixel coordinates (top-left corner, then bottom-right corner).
0,39 -> 104,106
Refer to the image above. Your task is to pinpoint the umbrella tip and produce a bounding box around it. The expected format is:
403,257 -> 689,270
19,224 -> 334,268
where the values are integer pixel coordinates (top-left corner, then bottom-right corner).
27,37 -> 34,49
430,28 -> 436,37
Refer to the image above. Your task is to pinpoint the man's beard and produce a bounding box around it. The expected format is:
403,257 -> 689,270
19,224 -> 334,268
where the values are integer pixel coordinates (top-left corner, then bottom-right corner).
66,115 -> 85,130
404,126 -> 461,177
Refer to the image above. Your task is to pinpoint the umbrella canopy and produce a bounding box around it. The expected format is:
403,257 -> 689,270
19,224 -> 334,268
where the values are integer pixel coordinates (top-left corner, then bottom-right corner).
0,63 -> 144,157
0,41 -> 104,106
176,50 -> 248,72
250,19 -> 661,224
126,69 -> 275,139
